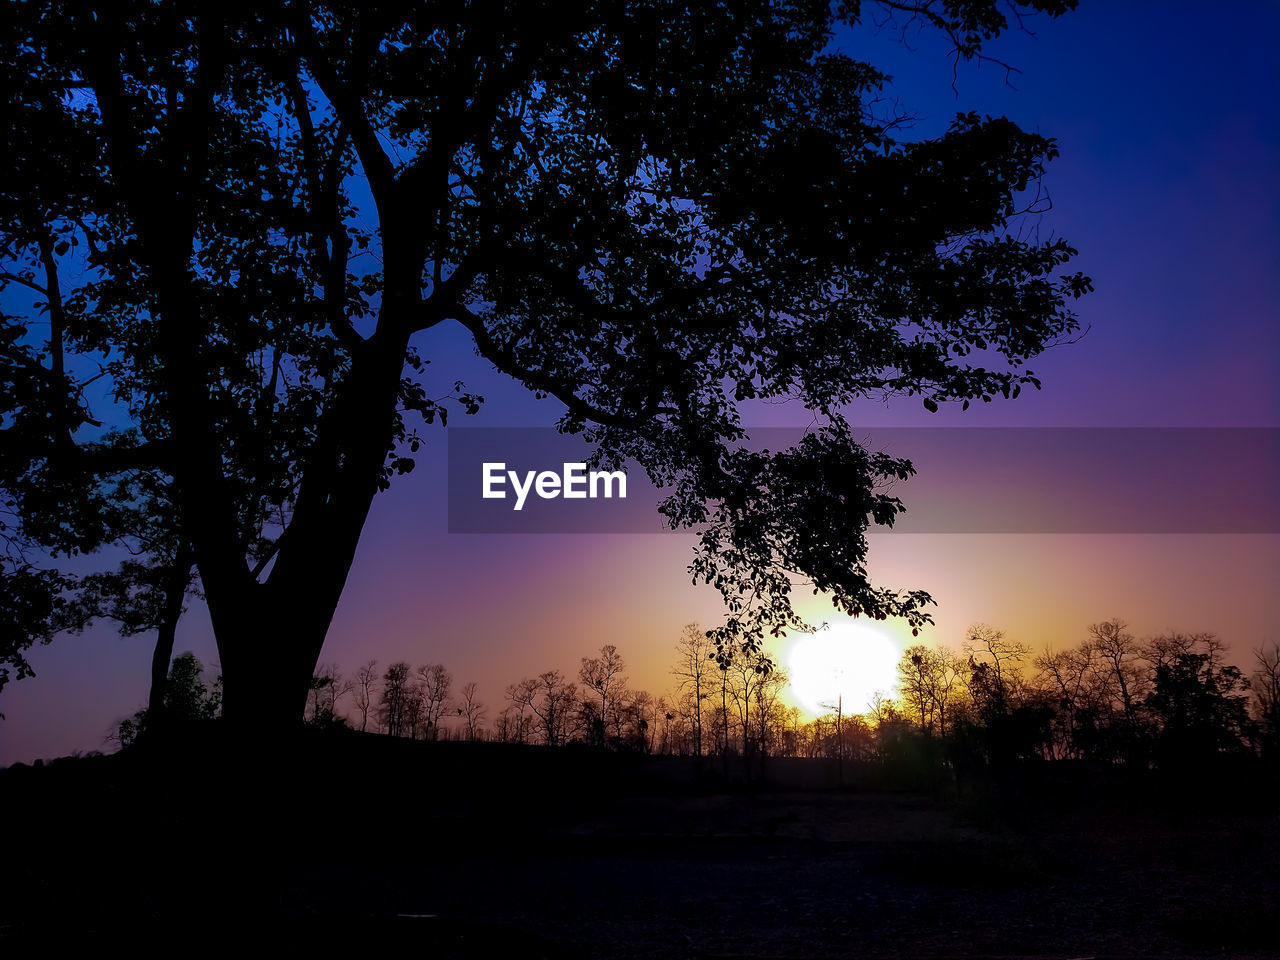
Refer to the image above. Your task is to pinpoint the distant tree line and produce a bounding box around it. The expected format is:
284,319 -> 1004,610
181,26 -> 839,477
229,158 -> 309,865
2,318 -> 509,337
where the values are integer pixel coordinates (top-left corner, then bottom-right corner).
115,620 -> 1280,785
888,620 -> 1275,782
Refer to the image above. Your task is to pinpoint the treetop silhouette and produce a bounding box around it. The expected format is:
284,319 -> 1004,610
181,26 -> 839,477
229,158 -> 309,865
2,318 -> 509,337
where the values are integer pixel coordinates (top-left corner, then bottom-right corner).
1,1 -> 1087,726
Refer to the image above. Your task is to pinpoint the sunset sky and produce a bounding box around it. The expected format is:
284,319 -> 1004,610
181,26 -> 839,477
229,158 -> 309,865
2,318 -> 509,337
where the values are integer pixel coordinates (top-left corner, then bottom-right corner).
2,2 -> 1277,764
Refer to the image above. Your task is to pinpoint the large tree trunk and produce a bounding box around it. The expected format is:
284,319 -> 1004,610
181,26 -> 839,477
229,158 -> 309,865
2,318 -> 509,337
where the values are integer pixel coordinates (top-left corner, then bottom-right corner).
192,312 -> 413,732
218,644 -> 315,731
210,580 -> 346,732
85,17 -> 433,743
150,188 -> 416,732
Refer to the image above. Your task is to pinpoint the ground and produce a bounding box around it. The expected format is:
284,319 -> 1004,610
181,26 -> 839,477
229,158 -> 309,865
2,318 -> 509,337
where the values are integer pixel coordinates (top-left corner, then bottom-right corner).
2,736 -> 1276,958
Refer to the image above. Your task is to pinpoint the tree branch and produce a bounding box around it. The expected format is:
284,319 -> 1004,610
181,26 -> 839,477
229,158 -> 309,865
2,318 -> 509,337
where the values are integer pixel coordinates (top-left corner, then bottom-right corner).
453,304 -> 675,429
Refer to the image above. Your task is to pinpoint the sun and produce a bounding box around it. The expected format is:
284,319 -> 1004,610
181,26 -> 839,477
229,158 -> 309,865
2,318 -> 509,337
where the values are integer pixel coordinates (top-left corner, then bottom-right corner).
785,620 -> 902,717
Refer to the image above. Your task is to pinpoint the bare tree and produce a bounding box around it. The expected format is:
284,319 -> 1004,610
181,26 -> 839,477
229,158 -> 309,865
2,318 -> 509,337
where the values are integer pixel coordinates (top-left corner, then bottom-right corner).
624,689 -> 656,753
898,644 -> 965,737
1251,642 -> 1280,760
416,663 -> 452,740
402,683 -> 426,739
868,692 -> 899,728
670,623 -> 714,757
504,677 -> 538,745
727,652 -> 768,761
1087,618 -> 1144,724
657,695 -> 675,754
1035,644 -> 1104,759
455,681 -> 486,740
964,624 -> 1030,705
307,662 -> 353,726
898,645 -> 938,734
352,659 -> 379,733
378,662 -> 413,737
715,657 -> 732,774
579,644 -> 628,746
493,705 -> 527,744
752,666 -> 790,757
818,693 -> 846,783
1144,631 -> 1229,675
529,670 -> 576,747
780,705 -> 804,758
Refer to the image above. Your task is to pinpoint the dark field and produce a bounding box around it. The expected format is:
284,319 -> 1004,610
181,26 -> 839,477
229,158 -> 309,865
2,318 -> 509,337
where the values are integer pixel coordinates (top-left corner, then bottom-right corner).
3,735 -> 1277,959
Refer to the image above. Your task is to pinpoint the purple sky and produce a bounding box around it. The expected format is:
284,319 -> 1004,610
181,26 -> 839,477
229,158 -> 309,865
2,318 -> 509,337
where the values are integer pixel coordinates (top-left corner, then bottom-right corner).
2,2 -> 1277,763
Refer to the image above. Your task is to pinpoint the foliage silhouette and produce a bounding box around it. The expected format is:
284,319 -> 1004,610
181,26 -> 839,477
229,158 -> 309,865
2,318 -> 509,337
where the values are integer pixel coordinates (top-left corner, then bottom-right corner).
3,1 -> 1088,725
114,650 -> 222,747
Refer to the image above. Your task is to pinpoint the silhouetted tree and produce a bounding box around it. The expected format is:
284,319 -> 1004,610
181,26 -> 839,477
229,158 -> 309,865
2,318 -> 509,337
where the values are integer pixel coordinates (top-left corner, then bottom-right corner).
455,681 -> 486,740
528,670 -> 576,747
1145,643 -> 1252,770
657,697 -> 675,755
1081,619 -> 1155,766
2,1 -> 1088,725
752,667 -> 790,758
416,663 -> 452,740
306,662 -> 352,727
898,643 -> 965,737
727,651 -> 773,766
780,705 -> 805,758
714,654 -> 733,775
352,659 -> 378,733
113,651 -> 221,747
621,689 -> 657,753
163,651 -> 222,723
402,684 -> 427,739
579,644 -> 627,746
671,623 -> 715,758
492,706 -> 520,744
818,693 -> 849,781
504,677 -> 538,745
954,624 -> 1059,774
1089,620 -> 1144,720
1251,643 -> 1280,764
963,624 -> 1029,712
378,662 -> 413,738
1034,643 -> 1108,760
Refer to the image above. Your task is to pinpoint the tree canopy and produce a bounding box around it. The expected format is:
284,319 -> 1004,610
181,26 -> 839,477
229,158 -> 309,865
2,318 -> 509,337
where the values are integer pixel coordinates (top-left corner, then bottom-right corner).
1,0 -> 1087,724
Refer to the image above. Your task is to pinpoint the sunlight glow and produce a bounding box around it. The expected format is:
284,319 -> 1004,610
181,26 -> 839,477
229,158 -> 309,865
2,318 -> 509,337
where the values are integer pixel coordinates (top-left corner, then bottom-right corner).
786,621 -> 902,717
